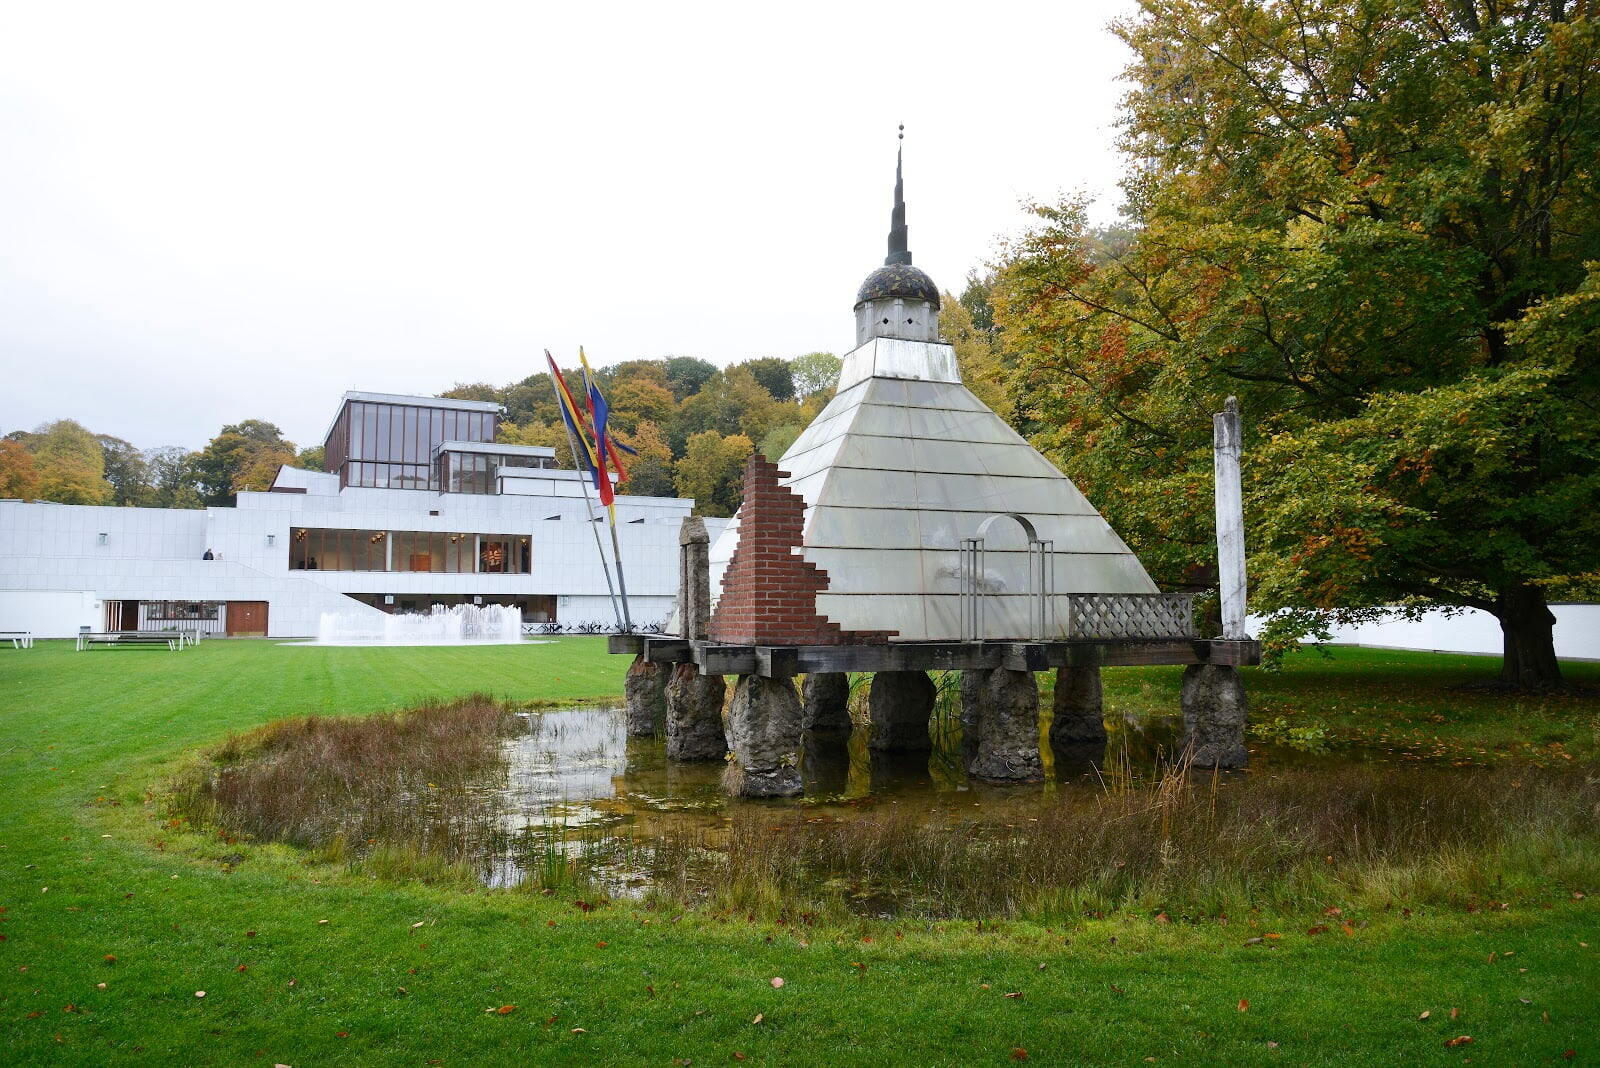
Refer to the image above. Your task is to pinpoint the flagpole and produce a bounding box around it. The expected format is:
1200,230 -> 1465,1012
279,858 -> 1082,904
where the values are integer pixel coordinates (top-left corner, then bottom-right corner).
545,357 -> 623,632
607,506 -> 634,632
577,347 -> 635,633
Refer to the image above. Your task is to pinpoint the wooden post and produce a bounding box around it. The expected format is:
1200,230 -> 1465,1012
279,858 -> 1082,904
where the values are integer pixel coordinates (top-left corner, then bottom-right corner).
1213,397 -> 1247,640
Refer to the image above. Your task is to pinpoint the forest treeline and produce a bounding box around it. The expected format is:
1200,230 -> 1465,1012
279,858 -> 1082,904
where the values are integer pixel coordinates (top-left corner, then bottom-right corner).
439,351 -> 843,516
0,351 -> 862,518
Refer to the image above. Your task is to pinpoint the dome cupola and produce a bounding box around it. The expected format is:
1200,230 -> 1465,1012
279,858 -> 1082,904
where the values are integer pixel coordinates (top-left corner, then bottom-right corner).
853,127 -> 941,345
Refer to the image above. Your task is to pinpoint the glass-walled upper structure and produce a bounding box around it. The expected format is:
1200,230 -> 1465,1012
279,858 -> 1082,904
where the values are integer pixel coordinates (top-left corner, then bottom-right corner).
323,392 -> 502,491
437,442 -> 558,494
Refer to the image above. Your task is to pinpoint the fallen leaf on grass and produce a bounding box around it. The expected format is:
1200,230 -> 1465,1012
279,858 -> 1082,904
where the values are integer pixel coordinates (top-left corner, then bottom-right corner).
410,921 -> 425,930
497,1006 -> 516,1015
752,1014 -> 764,1025
1445,1036 -> 1473,1048
1004,992 -> 1023,999
571,1028 -> 587,1034
1419,1011 -> 1431,1020
1011,1048 -> 1028,1061
1450,1008 -> 1460,1020
734,1052 -> 747,1061
1307,925 -> 1329,935
194,991 -> 206,999
769,977 -> 784,989
1238,999 -> 1249,1012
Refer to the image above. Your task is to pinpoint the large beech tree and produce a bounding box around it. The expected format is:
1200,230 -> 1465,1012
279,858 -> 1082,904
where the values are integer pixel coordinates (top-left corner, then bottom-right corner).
999,0 -> 1599,689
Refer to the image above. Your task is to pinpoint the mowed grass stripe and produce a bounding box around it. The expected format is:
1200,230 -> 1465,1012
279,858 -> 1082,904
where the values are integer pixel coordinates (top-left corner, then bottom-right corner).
0,638 -> 1595,1065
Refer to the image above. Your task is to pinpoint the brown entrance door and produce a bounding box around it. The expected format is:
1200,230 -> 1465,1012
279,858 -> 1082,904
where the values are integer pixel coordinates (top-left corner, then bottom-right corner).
119,601 -> 141,630
225,601 -> 269,636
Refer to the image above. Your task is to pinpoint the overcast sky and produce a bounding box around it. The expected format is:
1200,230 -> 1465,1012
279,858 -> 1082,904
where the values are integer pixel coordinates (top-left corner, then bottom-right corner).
0,0 -> 1139,452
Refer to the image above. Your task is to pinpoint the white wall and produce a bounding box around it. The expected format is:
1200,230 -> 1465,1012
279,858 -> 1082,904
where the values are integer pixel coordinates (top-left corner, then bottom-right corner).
1320,604 -> 1600,661
0,590 -> 100,636
1,490 -> 728,638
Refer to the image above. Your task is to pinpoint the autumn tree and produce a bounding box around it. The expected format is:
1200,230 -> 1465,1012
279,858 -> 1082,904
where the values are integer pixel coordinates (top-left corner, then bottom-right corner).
30,420 -> 113,504
664,356 -> 718,400
143,446 -> 202,508
620,419 -> 676,498
789,352 -> 842,398
999,0 -> 1600,690
0,439 -> 41,500
674,431 -> 754,517
97,434 -> 152,505
737,357 -> 796,402
192,420 -> 297,505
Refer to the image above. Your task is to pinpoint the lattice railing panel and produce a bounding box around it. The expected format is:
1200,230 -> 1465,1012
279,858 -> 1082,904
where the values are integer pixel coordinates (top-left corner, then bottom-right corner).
1065,594 -> 1197,639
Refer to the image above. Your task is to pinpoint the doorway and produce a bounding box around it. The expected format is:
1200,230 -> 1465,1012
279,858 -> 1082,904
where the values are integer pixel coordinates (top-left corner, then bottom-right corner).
225,601 -> 269,636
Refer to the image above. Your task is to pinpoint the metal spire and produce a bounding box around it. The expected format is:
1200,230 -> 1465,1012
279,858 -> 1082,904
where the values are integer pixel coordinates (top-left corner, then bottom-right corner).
886,124 -> 911,266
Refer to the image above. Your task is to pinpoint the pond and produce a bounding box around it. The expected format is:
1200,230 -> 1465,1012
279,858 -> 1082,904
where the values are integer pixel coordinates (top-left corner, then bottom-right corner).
185,691 -> 1585,920
432,700 -> 1325,895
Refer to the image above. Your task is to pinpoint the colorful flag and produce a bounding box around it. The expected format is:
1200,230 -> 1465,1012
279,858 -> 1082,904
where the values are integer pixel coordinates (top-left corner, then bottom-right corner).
545,350 -> 598,477
577,348 -> 616,509
577,351 -> 633,481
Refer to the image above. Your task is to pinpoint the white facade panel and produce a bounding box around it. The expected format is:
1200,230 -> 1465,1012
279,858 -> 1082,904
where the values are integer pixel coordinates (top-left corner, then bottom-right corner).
1,471 -> 721,638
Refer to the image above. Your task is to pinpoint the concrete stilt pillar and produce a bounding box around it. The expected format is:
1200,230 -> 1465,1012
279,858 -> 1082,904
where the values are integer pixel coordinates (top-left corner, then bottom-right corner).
624,654 -> 668,737
1181,664 -> 1248,768
801,672 -> 852,733
1050,666 -> 1106,747
965,667 -> 1044,783
867,670 -> 934,751
724,674 -> 804,797
666,662 -> 727,762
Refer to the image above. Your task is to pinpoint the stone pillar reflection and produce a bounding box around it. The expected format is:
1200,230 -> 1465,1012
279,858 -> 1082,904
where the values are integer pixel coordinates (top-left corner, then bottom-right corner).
1050,666 -> 1106,748
801,672 -> 852,733
867,670 -> 934,751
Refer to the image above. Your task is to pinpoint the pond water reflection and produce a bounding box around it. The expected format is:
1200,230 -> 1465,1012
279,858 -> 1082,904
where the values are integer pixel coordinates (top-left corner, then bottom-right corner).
465,702 -> 1314,893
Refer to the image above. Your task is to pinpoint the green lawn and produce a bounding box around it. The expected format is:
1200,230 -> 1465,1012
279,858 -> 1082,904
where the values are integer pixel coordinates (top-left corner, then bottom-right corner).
1,639 -> 1595,1065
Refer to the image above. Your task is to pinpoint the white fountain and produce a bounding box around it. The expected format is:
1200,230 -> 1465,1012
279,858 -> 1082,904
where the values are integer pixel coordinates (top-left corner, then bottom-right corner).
310,603 -> 526,646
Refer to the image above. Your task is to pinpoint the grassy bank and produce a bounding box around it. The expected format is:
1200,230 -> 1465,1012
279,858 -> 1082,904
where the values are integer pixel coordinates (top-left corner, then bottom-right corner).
1,639 -> 1596,1064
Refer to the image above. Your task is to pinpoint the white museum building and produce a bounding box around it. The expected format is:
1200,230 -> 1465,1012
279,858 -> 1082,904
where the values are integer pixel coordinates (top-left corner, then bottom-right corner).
0,390 -> 727,638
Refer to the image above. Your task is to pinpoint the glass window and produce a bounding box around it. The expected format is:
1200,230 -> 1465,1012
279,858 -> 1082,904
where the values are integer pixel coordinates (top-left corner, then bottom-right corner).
349,403 -> 365,457
400,407 -> 416,462
363,404 -> 379,460
288,528 -> 522,572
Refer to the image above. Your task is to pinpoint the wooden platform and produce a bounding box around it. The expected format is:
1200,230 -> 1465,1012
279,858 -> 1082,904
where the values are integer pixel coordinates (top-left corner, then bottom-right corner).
608,634 -> 1259,677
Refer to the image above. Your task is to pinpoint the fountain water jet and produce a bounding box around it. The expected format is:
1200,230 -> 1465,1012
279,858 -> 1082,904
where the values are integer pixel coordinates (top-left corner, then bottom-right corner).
312,603 -> 524,646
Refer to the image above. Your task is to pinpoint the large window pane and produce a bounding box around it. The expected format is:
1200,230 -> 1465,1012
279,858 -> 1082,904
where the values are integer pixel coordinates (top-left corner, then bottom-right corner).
349,403 -> 365,457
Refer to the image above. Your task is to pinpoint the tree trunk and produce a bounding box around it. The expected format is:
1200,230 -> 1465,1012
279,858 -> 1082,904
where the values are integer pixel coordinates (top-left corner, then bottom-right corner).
1496,584 -> 1563,691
